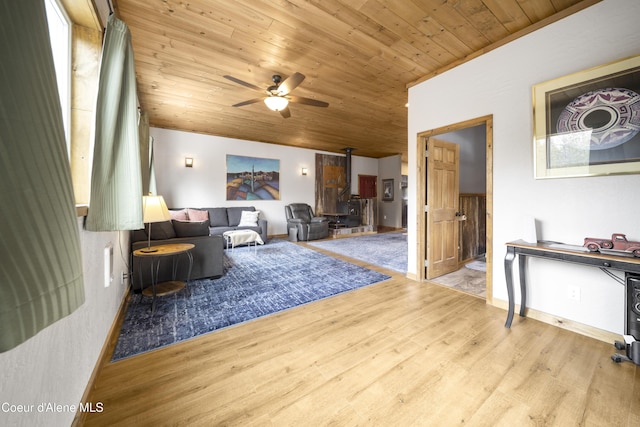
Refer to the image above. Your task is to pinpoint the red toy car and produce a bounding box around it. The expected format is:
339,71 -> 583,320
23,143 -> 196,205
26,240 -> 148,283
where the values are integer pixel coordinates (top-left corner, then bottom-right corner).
583,233 -> 640,257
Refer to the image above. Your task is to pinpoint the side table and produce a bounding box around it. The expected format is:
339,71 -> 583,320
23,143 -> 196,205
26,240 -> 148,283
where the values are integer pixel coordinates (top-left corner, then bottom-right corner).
322,212 -> 348,229
132,243 -> 195,313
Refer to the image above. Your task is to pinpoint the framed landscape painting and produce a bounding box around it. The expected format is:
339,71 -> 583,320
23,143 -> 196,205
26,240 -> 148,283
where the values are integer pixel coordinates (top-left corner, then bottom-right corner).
226,155 -> 280,200
533,54 -> 640,179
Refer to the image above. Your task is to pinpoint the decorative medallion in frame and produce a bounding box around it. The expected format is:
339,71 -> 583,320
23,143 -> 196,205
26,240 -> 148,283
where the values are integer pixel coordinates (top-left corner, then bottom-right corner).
533,54 -> 640,179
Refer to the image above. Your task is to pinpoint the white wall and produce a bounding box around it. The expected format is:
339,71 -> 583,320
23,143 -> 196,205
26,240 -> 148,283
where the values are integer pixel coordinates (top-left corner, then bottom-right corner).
151,127 -> 380,235
0,221 -> 128,427
408,0 -> 640,334
378,154 -> 403,227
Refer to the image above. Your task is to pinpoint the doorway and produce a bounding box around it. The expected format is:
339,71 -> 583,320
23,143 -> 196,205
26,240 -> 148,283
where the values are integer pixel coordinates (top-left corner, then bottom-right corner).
358,174 -> 377,199
416,115 -> 493,303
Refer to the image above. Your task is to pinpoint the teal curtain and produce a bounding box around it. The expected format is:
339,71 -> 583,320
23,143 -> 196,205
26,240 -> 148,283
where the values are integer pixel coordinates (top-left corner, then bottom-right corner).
85,14 -> 143,231
0,0 -> 84,352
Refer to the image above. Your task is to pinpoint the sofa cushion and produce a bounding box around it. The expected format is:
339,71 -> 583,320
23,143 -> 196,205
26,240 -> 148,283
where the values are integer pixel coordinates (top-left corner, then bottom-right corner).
173,220 -> 210,237
227,206 -> 255,226
209,226 -> 233,236
169,209 -> 189,221
236,225 -> 262,234
187,208 -> 209,222
145,221 -> 176,240
238,210 -> 260,227
207,208 -> 229,227
131,229 -> 148,243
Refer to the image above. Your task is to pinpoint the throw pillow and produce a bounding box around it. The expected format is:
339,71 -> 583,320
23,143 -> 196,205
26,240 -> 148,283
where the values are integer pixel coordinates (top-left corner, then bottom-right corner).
169,209 -> 188,221
145,221 -> 176,240
237,210 -> 260,227
227,206 -> 253,226
173,219 -> 210,237
187,208 -> 209,222
208,208 -> 229,227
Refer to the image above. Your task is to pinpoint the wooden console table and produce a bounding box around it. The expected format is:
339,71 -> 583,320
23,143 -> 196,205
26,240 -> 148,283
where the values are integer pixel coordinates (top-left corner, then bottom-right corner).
504,240 -> 640,328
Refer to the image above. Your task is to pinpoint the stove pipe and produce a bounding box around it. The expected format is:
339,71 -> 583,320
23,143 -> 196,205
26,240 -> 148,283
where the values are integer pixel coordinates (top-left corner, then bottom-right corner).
339,147 -> 353,201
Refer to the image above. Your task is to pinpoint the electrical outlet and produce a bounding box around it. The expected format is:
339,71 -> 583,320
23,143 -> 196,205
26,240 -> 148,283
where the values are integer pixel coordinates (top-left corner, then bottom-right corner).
121,272 -> 128,286
568,285 -> 581,301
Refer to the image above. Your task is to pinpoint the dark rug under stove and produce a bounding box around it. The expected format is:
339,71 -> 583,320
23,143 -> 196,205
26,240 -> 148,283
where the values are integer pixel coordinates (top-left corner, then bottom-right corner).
111,239 -> 390,361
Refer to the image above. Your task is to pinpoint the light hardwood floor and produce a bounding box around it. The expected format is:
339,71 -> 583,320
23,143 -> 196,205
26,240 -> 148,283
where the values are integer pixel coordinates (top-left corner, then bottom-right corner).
80,245 -> 640,426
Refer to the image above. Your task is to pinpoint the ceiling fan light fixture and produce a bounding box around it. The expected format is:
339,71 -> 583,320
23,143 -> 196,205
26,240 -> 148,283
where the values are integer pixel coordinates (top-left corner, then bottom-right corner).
264,96 -> 289,111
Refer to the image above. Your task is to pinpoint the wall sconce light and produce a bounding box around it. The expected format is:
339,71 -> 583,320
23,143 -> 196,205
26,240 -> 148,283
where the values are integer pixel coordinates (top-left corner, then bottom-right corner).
301,167 -> 308,176
185,157 -> 193,168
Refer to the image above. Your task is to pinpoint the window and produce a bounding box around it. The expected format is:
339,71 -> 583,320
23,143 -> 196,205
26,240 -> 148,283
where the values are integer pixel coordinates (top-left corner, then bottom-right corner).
44,0 -> 71,155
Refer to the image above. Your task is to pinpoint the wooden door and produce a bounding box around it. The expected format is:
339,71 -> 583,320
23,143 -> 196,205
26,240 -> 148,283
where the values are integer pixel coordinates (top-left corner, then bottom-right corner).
426,138 -> 460,279
358,175 -> 377,199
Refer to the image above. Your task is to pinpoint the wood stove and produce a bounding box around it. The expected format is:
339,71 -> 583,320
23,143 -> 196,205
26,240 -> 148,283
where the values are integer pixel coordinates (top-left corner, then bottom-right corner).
337,198 -> 361,227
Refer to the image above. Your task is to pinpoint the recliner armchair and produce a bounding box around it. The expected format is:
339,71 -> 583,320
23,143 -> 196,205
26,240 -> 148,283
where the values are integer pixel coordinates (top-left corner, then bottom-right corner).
285,203 -> 329,241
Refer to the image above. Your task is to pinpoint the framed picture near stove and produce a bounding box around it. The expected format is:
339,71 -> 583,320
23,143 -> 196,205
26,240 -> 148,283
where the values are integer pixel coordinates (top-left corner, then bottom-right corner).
533,54 -> 640,179
382,179 -> 394,201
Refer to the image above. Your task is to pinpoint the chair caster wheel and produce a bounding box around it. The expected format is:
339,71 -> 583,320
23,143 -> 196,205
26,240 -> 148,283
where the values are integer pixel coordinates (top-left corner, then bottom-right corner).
614,340 -> 626,351
612,354 -> 624,363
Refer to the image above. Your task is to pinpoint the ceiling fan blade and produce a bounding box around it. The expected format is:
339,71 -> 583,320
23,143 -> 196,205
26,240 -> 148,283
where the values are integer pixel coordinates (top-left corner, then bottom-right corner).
232,98 -> 264,107
276,72 -> 305,96
223,75 -> 263,92
279,106 -> 291,118
288,95 -> 329,108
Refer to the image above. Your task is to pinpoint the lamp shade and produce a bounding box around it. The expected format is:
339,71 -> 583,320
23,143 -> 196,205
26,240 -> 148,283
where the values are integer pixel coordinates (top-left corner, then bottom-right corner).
264,96 -> 289,111
142,195 -> 171,223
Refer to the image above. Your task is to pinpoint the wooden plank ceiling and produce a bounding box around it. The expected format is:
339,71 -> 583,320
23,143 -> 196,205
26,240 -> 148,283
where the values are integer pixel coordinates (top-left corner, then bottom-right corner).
114,0 -> 596,161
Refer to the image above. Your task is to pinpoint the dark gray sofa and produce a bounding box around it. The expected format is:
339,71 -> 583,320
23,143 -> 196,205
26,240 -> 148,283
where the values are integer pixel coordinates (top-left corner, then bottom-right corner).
130,206 -> 266,291
130,222 -> 224,292
197,206 -> 268,243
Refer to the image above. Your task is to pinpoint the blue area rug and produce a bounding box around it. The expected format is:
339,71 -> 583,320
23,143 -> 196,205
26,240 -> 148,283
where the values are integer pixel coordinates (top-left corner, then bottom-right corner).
308,231 -> 407,273
111,239 -> 390,361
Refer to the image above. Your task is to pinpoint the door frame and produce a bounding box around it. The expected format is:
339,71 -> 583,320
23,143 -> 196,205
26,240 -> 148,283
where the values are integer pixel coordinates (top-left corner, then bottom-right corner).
416,115 -> 493,304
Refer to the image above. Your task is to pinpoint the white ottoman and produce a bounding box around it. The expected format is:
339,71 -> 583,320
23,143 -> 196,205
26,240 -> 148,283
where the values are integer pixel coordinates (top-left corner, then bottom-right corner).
223,230 -> 264,253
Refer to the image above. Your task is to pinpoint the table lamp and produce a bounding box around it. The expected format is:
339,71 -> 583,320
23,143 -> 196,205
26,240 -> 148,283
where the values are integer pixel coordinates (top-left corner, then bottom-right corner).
140,194 -> 171,253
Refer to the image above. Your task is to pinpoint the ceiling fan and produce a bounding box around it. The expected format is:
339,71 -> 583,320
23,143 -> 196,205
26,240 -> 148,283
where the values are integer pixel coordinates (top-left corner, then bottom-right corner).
223,72 -> 329,118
